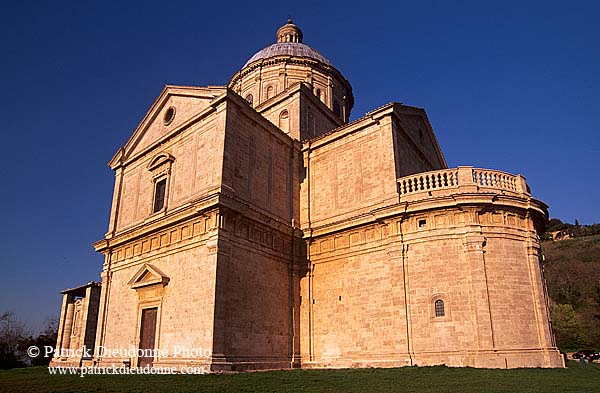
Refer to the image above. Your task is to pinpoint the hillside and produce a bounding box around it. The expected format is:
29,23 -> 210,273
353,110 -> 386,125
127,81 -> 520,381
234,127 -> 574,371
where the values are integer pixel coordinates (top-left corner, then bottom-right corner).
542,234 -> 600,351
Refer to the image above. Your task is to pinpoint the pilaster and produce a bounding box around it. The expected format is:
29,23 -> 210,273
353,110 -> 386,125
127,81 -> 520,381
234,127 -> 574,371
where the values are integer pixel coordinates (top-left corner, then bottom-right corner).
462,215 -> 495,352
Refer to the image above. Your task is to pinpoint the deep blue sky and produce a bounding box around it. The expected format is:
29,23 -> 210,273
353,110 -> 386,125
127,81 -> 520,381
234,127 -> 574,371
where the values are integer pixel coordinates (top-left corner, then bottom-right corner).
1,1 -> 598,332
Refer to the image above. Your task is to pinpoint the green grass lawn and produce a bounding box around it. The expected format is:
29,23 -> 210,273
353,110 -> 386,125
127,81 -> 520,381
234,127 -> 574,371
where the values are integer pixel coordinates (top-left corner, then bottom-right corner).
1,362 -> 599,393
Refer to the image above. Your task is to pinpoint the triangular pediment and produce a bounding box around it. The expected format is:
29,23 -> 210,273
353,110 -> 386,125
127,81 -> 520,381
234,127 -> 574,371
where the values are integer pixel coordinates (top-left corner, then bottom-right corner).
127,263 -> 170,289
109,85 -> 227,169
392,105 -> 447,169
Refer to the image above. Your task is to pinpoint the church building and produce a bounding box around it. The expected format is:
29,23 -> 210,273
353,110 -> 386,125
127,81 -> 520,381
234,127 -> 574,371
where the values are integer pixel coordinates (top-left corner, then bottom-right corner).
51,20 -> 564,371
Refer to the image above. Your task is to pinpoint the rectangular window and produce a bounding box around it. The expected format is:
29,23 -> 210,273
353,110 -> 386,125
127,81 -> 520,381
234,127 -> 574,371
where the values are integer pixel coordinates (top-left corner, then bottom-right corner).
153,179 -> 167,213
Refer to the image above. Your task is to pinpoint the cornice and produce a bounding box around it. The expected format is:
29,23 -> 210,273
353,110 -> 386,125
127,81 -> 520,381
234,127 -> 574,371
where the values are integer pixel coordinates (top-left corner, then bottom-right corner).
228,56 -> 354,108
302,102 -> 397,150
94,193 -> 221,252
94,188 -> 302,253
227,90 -> 302,148
306,192 -> 547,239
254,82 -> 343,130
255,81 -> 306,112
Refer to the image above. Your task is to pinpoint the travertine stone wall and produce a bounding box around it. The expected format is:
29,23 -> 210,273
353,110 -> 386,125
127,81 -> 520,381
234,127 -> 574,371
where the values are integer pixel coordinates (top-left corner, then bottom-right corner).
301,195 -> 563,369
256,83 -> 341,141
51,284 -> 101,368
93,89 -> 306,371
128,95 -> 213,157
257,89 -> 301,137
78,80 -> 562,372
301,104 -> 446,229
211,209 -> 301,370
94,211 -> 221,369
221,98 -> 300,223
391,106 -> 447,176
298,86 -> 341,140
229,58 -> 352,122
110,87 -> 228,234
302,117 -> 397,228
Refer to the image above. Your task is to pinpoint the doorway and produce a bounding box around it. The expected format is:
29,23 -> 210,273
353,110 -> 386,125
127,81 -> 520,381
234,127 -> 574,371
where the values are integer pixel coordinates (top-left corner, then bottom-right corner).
138,307 -> 158,367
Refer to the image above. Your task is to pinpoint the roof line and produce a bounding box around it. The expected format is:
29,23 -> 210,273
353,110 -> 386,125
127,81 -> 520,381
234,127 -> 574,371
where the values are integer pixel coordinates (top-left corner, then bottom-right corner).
243,42 -> 332,68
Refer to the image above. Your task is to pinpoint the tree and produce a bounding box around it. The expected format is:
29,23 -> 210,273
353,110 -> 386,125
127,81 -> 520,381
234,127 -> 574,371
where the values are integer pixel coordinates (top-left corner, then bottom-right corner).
22,316 -> 58,367
574,219 -> 582,237
548,218 -> 564,231
552,303 -> 583,351
0,311 -> 30,369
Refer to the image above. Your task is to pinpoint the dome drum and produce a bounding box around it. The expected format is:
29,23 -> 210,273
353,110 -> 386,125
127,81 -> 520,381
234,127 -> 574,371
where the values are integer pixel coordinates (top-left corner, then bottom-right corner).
228,20 -> 354,121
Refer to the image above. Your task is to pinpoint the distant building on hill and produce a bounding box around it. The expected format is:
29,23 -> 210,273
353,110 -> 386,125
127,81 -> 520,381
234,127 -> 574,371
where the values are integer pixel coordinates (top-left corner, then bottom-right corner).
548,230 -> 572,241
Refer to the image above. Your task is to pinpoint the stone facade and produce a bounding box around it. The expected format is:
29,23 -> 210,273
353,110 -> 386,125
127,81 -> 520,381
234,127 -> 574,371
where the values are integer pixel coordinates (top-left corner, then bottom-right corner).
53,282 -> 101,367
51,20 -> 563,371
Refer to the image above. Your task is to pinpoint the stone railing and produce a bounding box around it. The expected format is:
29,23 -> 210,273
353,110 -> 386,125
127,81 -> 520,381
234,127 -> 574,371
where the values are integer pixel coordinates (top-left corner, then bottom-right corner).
472,168 -> 520,192
397,168 -> 459,195
397,166 -> 529,199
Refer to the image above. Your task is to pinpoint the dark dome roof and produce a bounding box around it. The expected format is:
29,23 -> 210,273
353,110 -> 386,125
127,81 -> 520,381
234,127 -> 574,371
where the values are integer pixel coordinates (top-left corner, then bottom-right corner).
243,42 -> 331,68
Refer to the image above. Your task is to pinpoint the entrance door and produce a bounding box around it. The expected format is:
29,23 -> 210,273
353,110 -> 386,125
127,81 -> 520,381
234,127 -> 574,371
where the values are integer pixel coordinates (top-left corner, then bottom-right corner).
138,307 -> 158,367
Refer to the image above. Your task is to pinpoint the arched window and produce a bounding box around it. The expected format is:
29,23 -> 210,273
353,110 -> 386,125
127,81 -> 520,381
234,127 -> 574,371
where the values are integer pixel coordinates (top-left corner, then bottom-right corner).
279,110 -> 289,133
333,100 -> 341,118
316,88 -> 322,100
266,85 -> 274,100
245,94 -> 253,106
71,310 -> 80,336
434,299 -> 445,318
71,299 -> 83,336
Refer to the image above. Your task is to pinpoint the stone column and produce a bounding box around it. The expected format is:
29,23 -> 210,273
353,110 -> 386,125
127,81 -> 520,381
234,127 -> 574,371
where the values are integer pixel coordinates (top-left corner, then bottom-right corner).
55,294 -> 71,356
389,246 -> 413,365
289,242 -> 302,368
94,265 -> 111,360
61,301 -> 75,356
208,232 -> 228,371
462,210 -> 495,353
279,64 -> 287,92
80,287 -> 93,358
54,293 -> 69,357
308,263 -> 315,361
256,72 -> 262,104
107,167 -> 124,237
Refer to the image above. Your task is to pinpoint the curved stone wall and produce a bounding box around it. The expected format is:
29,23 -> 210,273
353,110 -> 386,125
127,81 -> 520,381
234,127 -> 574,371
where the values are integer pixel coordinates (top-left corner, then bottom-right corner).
300,167 -> 564,369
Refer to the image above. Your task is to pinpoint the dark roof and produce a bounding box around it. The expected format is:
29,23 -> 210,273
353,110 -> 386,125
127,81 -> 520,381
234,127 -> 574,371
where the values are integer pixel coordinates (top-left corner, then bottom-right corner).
60,281 -> 101,296
244,42 -> 331,67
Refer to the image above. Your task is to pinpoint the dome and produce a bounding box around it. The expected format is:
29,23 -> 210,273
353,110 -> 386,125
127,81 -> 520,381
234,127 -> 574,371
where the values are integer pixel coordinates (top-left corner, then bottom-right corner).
243,42 -> 331,68
229,19 -> 354,123
242,19 -> 332,68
